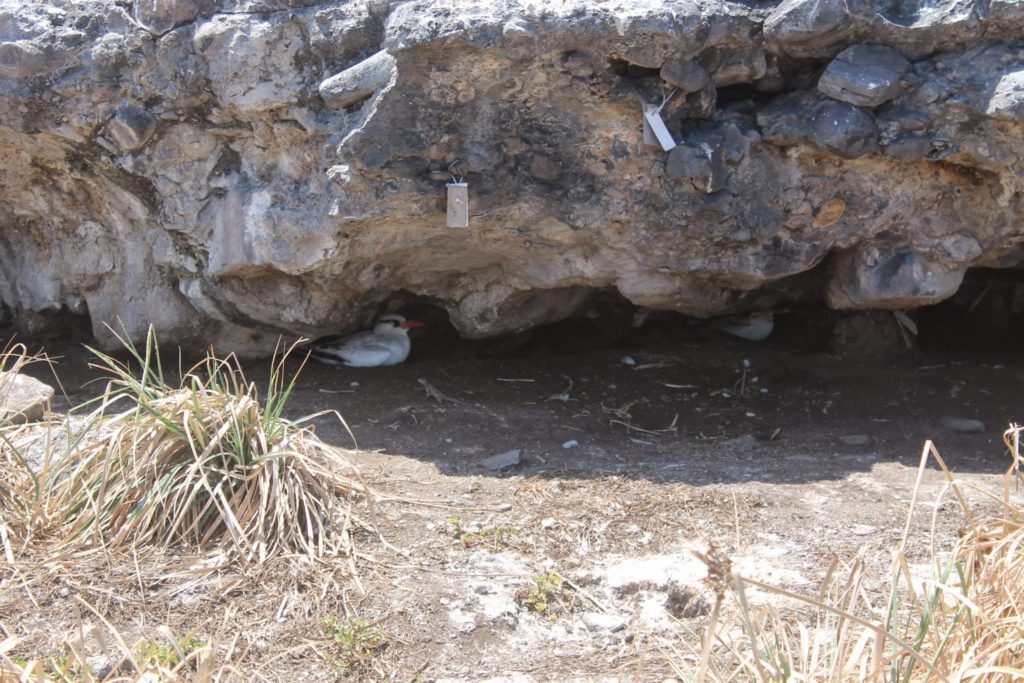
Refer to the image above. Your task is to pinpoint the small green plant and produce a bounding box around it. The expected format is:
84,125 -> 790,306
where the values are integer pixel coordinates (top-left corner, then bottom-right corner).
324,617 -> 387,670
445,515 -> 522,550
518,572 -> 573,617
4,649 -> 93,680
135,634 -> 204,670
1,619 -> 223,683
445,514 -> 467,541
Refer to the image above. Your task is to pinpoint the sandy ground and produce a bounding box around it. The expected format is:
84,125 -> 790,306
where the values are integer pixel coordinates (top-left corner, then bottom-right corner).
2,324 -> 1020,681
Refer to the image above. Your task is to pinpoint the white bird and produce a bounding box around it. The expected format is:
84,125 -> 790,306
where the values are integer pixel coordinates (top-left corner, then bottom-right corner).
710,312 -> 774,341
308,314 -> 426,367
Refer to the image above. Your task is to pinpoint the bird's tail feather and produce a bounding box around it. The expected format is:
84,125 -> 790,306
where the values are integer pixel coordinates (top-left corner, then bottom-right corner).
307,349 -> 349,366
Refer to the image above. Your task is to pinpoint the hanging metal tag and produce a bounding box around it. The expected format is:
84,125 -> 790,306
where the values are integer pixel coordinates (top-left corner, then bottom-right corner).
446,181 -> 469,228
642,103 -> 659,146
644,109 -> 676,151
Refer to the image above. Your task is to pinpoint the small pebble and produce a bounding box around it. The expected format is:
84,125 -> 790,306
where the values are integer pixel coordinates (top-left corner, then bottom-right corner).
86,656 -> 119,681
839,434 -> 873,446
480,449 -> 521,471
350,381 -> 360,387
742,359 -> 751,368
541,517 -> 557,528
850,524 -> 878,536
622,356 -> 636,366
582,612 -> 627,632
759,388 -> 768,394
941,417 -> 985,433
562,439 -> 579,449
745,411 -> 756,417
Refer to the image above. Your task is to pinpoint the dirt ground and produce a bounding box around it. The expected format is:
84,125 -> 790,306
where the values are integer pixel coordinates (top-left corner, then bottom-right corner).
2,317 -> 1021,681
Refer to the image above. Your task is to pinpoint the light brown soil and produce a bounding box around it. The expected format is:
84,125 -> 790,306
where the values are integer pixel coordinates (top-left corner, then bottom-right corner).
2,329 -> 1018,681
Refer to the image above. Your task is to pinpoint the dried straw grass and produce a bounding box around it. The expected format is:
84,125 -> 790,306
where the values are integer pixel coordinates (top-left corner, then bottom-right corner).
933,425 -> 1024,681
0,330 -> 376,681
0,596 -> 234,682
0,343 -> 52,556
680,436 -> 1024,682
0,326 -> 371,569
39,329 -> 369,563
0,348 -> 32,490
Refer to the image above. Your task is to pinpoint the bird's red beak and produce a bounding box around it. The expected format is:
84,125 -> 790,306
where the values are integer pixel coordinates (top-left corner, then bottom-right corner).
400,320 -> 426,329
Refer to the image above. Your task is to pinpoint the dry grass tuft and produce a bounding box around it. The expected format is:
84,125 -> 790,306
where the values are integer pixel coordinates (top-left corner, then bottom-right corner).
0,343 -> 54,554
0,330 -> 376,681
40,328 -> 369,563
0,346 -> 34,497
934,424 -> 1024,681
678,436 -> 1024,682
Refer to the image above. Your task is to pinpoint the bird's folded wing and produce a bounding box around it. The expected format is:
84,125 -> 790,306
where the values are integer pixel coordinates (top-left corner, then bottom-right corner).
345,345 -> 394,365
334,337 -> 395,365
314,332 -> 372,353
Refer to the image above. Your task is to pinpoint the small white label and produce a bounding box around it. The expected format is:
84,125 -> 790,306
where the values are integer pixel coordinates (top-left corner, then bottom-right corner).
644,110 -> 677,151
446,182 -> 469,228
642,103 -> 659,146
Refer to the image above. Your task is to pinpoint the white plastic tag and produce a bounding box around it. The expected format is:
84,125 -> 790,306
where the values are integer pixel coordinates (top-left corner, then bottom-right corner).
644,109 -> 676,151
642,103 -> 659,146
446,182 -> 469,228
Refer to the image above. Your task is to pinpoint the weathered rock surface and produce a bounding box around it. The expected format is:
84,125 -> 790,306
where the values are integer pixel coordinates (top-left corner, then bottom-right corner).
1,0 -> 1024,351
660,60 -> 709,93
764,0 -> 852,57
817,44 -> 912,107
0,371 -> 54,423
319,49 -> 395,108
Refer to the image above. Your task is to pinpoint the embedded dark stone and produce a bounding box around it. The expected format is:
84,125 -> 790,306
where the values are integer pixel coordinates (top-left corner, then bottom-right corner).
666,144 -> 728,193
884,134 -> 933,160
106,103 -> 157,152
763,0 -> 852,56
660,60 -> 709,93
810,100 -> 879,158
818,44 -> 912,108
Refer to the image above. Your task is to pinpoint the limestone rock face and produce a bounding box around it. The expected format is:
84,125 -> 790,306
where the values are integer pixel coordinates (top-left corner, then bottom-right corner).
0,371 -> 54,423
1,0 -> 1024,351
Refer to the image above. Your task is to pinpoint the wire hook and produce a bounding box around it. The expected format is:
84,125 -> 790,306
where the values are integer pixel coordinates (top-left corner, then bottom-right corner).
448,158 -> 465,184
657,87 -> 678,113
